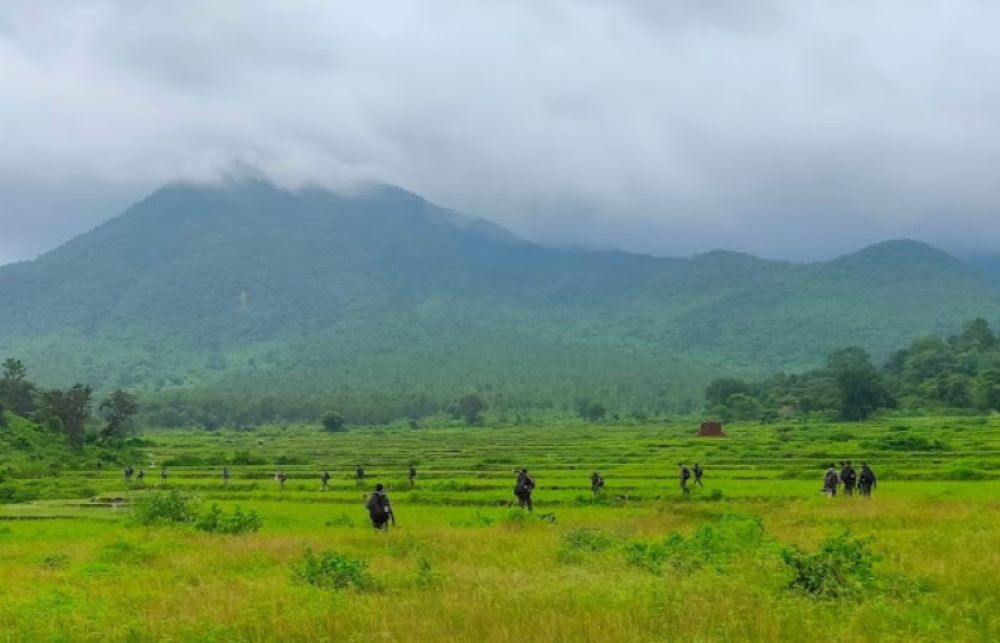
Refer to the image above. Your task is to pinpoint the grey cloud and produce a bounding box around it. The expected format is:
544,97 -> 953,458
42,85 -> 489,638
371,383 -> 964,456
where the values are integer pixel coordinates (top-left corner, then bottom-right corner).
2,0 -> 1000,264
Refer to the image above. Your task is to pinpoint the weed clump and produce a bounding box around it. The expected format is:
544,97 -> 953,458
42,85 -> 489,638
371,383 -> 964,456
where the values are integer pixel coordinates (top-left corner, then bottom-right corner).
781,531 -> 881,599
130,490 -> 197,526
625,512 -> 770,574
295,549 -> 374,591
194,503 -> 262,534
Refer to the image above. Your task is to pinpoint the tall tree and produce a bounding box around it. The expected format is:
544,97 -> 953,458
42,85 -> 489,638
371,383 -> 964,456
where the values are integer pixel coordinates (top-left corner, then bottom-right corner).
0,357 -> 36,416
39,384 -> 93,447
98,389 -> 139,442
827,348 -> 894,421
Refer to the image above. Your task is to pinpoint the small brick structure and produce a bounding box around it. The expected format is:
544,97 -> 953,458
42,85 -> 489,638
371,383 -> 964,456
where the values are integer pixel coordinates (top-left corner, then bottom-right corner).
697,421 -> 725,437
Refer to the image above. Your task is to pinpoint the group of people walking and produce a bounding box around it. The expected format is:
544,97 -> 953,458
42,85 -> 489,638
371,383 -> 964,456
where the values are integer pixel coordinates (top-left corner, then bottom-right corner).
823,461 -> 877,497
122,459 -> 878,530
123,465 -> 168,484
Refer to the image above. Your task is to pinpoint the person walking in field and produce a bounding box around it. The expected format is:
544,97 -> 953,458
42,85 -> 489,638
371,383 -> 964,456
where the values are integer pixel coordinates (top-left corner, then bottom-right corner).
693,463 -> 704,487
321,470 -> 331,491
355,465 -> 366,485
514,468 -> 535,511
591,471 -> 605,496
136,469 -> 145,485
366,483 -> 395,530
841,461 -> 857,497
160,467 -> 168,485
823,463 -> 839,497
124,466 -> 133,482
222,467 -> 231,486
858,463 -> 877,497
679,464 -> 692,496
408,465 -> 417,487
277,470 -> 288,489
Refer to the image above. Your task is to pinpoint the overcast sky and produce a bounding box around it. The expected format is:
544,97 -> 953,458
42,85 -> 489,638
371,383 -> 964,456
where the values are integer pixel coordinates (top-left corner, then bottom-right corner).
3,0 -> 1000,265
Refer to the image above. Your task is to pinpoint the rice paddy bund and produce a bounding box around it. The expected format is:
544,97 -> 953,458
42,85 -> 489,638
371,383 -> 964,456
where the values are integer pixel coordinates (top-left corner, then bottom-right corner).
3,416 -> 1000,642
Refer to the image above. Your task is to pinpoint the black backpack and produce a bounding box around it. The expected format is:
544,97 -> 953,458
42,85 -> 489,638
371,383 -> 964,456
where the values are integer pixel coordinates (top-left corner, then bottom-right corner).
367,492 -> 388,518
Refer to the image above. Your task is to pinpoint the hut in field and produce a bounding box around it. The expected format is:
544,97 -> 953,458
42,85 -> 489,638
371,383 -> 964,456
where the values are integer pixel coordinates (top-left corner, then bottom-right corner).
697,421 -> 725,437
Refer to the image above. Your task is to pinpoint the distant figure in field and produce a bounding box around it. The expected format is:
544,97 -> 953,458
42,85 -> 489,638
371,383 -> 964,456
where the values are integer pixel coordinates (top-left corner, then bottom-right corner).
408,465 -> 417,487
136,469 -> 145,484
160,467 -> 168,484
858,463 -> 877,497
693,463 -> 704,487
514,468 -> 535,511
277,471 -> 287,489
321,470 -> 331,491
679,464 -> 692,496
841,461 -> 857,497
124,466 -> 133,482
222,467 -> 231,486
590,471 -> 605,496
355,466 -> 366,485
366,483 -> 395,530
823,464 -> 839,497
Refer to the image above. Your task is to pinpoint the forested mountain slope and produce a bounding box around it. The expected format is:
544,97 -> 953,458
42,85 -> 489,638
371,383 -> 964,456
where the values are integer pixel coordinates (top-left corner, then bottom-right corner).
2,181 -> 999,421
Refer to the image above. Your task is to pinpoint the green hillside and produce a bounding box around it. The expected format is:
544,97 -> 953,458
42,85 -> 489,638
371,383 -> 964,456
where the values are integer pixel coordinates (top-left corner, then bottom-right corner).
2,181 -> 999,423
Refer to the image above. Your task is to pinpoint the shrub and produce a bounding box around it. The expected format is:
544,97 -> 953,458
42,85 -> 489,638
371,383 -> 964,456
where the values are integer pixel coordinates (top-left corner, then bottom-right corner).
195,503 -> 263,534
625,512 -> 769,574
130,490 -> 197,526
295,549 -> 374,591
781,531 -> 881,599
869,435 -> 949,451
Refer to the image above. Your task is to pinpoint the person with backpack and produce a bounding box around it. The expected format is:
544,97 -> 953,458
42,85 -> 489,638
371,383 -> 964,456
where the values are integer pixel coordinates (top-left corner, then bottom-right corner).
858,463 -> 877,497
590,471 -> 605,496
366,483 -> 395,530
693,463 -> 704,488
160,467 -> 169,485
841,461 -> 857,497
823,463 -> 839,497
222,467 -> 231,486
355,466 -> 366,485
321,470 -> 331,491
136,469 -> 145,485
124,466 -> 133,482
514,468 -> 535,511
408,465 -> 417,488
277,471 -> 287,489
679,464 -> 692,496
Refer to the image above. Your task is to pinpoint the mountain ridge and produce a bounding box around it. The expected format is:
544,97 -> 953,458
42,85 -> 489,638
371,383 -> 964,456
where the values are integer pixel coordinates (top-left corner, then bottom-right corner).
2,180 -> 999,421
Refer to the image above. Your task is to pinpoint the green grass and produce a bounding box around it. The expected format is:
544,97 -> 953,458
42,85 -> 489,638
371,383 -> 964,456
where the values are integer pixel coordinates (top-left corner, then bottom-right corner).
2,416 -> 1000,641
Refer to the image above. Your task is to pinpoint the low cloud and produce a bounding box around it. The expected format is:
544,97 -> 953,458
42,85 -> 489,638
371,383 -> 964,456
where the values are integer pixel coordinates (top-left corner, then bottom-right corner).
2,0 -> 1000,263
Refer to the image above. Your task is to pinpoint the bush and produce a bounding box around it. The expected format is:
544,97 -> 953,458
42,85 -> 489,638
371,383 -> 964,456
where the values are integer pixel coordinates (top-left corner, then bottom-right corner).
625,512 -> 769,574
295,549 -> 374,591
782,531 -> 881,599
869,435 -> 949,451
195,504 -> 263,534
130,490 -> 197,526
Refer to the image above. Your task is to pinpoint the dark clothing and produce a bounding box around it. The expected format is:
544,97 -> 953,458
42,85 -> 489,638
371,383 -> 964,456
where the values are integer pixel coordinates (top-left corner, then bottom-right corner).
680,467 -> 691,495
859,466 -> 876,497
367,491 -> 392,529
514,473 -> 535,511
841,465 -> 857,496
408,467 -> 416,486
591,475 -> 605,495
694,465 -> 704,487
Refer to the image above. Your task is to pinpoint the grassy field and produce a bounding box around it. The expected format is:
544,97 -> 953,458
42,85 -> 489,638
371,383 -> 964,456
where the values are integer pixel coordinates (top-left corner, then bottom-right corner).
2,416 -> 1000,642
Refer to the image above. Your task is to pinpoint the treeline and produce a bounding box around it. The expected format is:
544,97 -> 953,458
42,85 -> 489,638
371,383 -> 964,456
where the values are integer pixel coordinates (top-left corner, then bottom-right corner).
706,318 -> 1000,422
0,358 -> 139,447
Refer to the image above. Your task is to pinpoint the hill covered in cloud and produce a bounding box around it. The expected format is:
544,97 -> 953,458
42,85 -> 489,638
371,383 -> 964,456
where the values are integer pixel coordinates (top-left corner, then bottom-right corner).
2,181 -> 998,423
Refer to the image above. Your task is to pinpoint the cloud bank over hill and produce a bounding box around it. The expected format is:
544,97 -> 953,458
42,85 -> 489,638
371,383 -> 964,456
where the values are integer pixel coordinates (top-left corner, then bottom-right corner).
2,0 -> 1000,263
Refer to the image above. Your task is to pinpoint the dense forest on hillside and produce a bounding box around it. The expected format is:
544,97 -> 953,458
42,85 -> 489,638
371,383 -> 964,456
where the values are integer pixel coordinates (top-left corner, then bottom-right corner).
6,319 -> 1000,430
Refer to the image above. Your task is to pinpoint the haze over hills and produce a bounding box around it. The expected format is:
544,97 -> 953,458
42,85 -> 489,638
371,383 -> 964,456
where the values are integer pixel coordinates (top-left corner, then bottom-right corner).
2,180 -> 999,423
